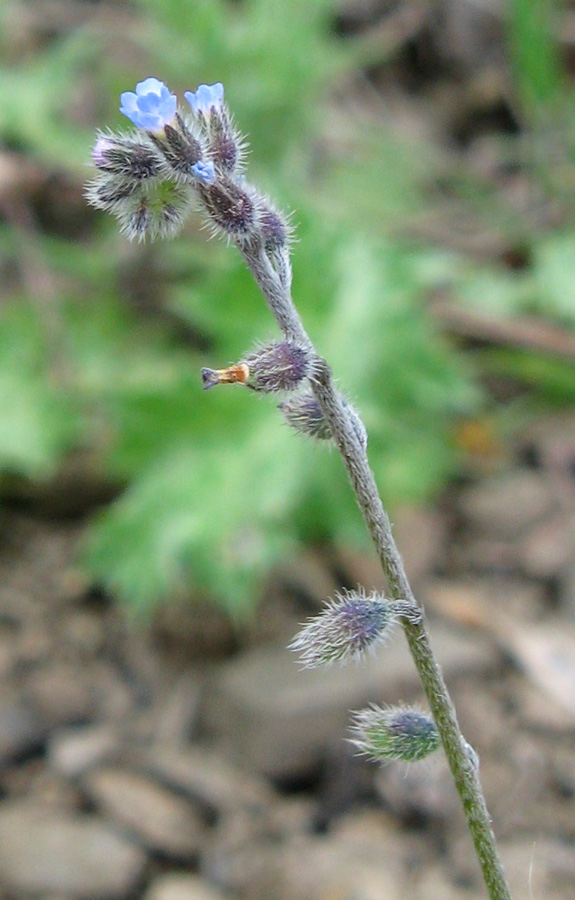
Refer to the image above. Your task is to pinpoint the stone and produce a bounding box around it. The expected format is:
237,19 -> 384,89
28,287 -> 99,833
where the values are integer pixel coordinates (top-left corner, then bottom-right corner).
142,744 -> 274,816
555,561 -> 575,620
454,836 -> 575,900
458,470 -> 556,539
48,725 -> 121,779
423,576 -> 546,633
375,753 -> 460,825
201,623 -> 498,779
150,673 -> 202,744
519,411 -> 575,474
517,514 -> 575,579
25,662 -> 94,727
411,862 -> 483,900
337,507 -> 446,595
393,505 -> 446,588
505,624 -> 575,723
0,695 -> 48,764
143,873 -> 228,900
241,817 -> 408,900
83,767 -> 204,859
0,802 -> 145,898
276,549 -> 339,608
502,838 -> 575,899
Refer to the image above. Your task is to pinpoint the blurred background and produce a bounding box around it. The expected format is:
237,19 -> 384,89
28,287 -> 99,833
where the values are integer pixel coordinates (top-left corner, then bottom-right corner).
0,0 -> 574,898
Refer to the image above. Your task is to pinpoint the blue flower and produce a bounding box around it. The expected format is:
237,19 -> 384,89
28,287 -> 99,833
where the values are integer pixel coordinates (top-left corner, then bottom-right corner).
184,83 -> 224,118
120,78 -> 177,131
191,160 -> 216,183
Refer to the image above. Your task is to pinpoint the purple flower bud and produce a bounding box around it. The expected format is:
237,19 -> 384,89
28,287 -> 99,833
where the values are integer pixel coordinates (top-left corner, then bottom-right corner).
198,176 -> 257,241
289,589 -> 400,667
208,121 -> 244,174
184,82 -> 246,175
90,133 -> 160,181
148,121 -> 205,180
184,83 -> 225,118
120,78 -> 177,132
85,174 -> 138,210
242,342 -> 310,393
350,705 -> 440,763
257,203 -> 290,251
278,392 -> 332,440
89,178 -> 193,242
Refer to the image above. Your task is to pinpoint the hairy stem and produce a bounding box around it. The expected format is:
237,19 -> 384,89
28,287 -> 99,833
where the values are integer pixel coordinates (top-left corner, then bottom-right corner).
240,242 -> 512,900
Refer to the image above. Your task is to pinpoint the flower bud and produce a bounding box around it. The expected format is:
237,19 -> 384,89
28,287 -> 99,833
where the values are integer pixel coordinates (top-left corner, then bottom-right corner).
148,117 -> 206,181
91,133 -> 161,181
257,202 -> 290,251
201,342 -> 309,394
85,174 -> 138,211
184,82 -> 245,174
278,392 -> 332,440
350,705 -> 440,763
243,342 -> 310,392
289,588 -> 400,667
198,176 -> 257,242
107,180 -> 193,242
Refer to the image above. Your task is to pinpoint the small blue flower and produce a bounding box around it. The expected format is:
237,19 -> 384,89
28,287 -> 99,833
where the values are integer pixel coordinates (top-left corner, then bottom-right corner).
191,160 -> 216,183
120,78 -> 177,131
184,83 -> 224,118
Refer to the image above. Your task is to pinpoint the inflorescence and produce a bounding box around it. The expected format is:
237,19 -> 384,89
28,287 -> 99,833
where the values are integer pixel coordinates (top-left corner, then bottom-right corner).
89,77 -> 438,770
87,78 -> 283,250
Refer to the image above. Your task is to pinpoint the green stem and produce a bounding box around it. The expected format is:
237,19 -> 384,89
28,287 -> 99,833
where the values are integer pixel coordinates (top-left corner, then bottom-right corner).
240,242 -> 513,900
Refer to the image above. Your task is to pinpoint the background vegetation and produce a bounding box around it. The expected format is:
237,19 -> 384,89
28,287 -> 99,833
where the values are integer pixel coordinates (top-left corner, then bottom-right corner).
1,0 -> 574,613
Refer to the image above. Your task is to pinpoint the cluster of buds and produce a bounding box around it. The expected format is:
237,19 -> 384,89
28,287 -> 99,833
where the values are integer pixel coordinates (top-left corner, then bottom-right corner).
90,79 -> 438,768
200,341 -> 368,448
87,77 -> 289,259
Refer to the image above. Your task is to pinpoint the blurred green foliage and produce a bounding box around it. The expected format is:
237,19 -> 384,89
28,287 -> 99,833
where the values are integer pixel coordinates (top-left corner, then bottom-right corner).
0,0 -> 573,613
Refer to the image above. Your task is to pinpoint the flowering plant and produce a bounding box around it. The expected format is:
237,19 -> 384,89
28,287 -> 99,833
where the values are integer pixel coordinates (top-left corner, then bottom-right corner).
88,78 -> 512,900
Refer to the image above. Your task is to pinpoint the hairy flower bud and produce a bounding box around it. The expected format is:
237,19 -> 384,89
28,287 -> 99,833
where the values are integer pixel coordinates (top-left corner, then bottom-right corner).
198,176 -> 257,242
278,392 -> 332,440
243,342 -> 310,392
257,202 -> 290,251
278,391 -> 366,447
146,115 -> 212,183
86,134 -> 165,215
350,705 -> 440,763
91,133 -> 161,181
289,589 -> 401,667
92,134 -> 160,182
201,342 -> 310,393
184,82 -> 245,174
85,174 -> 138,211
98,180 -> 193,242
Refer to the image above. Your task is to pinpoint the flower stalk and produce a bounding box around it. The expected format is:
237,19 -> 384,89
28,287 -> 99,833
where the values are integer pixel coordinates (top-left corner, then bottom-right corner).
89,77 -> 513,900
243,241 -> 512,900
